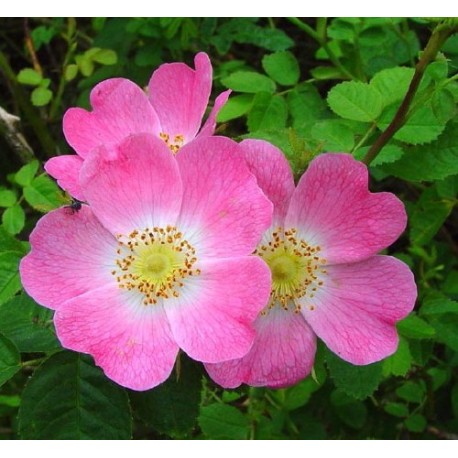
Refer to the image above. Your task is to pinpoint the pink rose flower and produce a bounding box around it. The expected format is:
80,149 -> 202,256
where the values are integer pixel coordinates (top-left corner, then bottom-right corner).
45,52 -> 230,201
20,135 -> 272,391
206,140 -> 417,389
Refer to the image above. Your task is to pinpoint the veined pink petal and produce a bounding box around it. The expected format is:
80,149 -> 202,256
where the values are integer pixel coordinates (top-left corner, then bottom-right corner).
148,52 -> 212,142
302,256 -> 417,365
19,206 -> 116,310
240,139 -> 295,228
44,155 -> 85,201
206,306 -> 316,389
80,134 -> 183,235
55,285 -> 179,391
285,153 -> 407,264
63,78 -> 161,158
165,257 -> 271,363
197,89 -> 232,138
176,136 -> 273,258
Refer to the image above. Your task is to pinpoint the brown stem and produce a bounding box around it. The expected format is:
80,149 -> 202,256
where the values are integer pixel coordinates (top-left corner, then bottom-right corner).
363,23 -> 458,165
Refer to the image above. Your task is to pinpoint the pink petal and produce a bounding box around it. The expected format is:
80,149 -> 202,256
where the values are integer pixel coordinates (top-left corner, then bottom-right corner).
206,306 -> 316,389
285,153 -> 407,264
19,206 -> 116,310
302,256 -> 417,365
165,256 -> 271,363
44,155 -> 85,201
80,134 -> 182,235
240,139 -> 295,227
197,89 -> 232,138
148,52 -> 212,142
63,78 -> 161,158
55,285 -> 179,391
176,136 -> 273,258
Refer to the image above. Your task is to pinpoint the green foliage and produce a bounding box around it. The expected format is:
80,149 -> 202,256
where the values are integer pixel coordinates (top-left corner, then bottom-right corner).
262,51 -> 300,86
199,403 -> 250,439
0,334 -> 21,388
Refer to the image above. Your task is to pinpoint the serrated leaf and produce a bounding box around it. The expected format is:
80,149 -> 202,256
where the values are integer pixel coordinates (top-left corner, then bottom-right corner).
0,293 -> 59,353
23,174 -> 61,212
328,81 -> 383,122
130,355 -> 202,438
396,381 -> 425,404
233,22 -> 294,51
404,414 -> 426,433
15,160 -> 39,187
262,51 -> 300,86
370,67 -> 414,107
17,68 -> 42,86
0,251 -> 23,306
397,314 -> 435,339
31,87 -> 53,107
198,403 -> 249,439
428,314 -> 458,352
0,333 -> 21,388
92,49 -> 117,65
354,144 -> 404,166
221,71 -> 276,94
0,189 -> 17,208
432,88 -> 456,124
2,205 -> 25,235
311,120 -> 355,152
0,226 -> 27,253
19,351 -> 132,439
384,402 -> 409,417
64,64 -> 78,82
217,94 -> 253,122
247,93 -> 287,132
421,292 -> 458,316
382,338 -> 412,377
287,86 -> 327,131
326,351 -> 383,400
425,59 -> 448,81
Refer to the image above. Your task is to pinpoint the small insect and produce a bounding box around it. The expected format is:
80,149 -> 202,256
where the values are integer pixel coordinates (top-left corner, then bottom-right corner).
66,198 -> 84,214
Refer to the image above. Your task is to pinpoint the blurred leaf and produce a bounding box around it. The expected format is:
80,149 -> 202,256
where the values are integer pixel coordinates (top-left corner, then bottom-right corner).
404,414 -> 426,433
0,251 -> 23,306
2,205 -> 25,235
452,384 -> 458,418
310,66 -> 346,80
326,351 -> 383,400
0,333 -> 20,388
17,68 -> 42,86
23,174 -> 61,212
222,71 -> 276,94
311,120 -> 355,152
247,93 -> 287,132
64,64 -> 78,82
0,226 -> 27,253
287,86 -> 327,131
0,394 -> 21,407
76,54 -> 94,77
0,293 -> 59,353
421,292 -> 458,316
262,51 -> 300,86
130,355 -> 202,438
31,87 -> 53,107
199,403 -> 249,439
0,189 -> 17,208
382,338 -> 412,377
282,377 -> 322,411
425,59 -> 448,81
19,352 -> 132,439
354,144 -> 404,166
370,66 -> 414,106
396,381 -> 425,404
384,402 -> 409,417
429,314 -> 458,352
92,48 -> 117,65
397,314 -> 436,339
330,390 -> 368,429
217,94 -> 253,122
431,88 -> 456,124
327,81 -> 383,122
14,160 -> 39,187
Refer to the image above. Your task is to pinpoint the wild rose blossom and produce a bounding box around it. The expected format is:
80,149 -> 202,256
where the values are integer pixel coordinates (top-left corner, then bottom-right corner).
206,141 -> 417,389
20,135 -> 272,391
45,52 -> 230,201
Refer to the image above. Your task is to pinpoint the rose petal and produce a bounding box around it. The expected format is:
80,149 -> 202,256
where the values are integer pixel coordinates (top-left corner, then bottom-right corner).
197,89 -> 232,138
44,155 -> 85,201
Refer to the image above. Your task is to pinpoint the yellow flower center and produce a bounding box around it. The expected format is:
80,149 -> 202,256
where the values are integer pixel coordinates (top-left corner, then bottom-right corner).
255,227 -> 328,314
111,225 -> 200,305
159,132 -> 185,154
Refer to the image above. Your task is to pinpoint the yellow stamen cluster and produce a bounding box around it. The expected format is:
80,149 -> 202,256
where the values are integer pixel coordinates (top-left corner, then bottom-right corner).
111,225 -> 200,305
255,227 -> 327,314
159,132 -> 185,154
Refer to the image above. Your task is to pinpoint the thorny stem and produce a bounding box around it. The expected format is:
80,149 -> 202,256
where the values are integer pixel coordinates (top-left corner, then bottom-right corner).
363,22 -> 458,166
288,17 -> 357,80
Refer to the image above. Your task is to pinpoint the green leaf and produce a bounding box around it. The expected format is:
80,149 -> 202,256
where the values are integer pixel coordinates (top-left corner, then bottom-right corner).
31,87 -> 53,107
370,67 -> 414,106
282,377 -> 322,411
64,64 -> 78,82
76,55 -> 94,77
234,24 -> 294,51
452,384 -> 458,418
425,59 -> 448,81
326,351 -> 383,400
396,381 -> 425,404
2,205 -> 25,235
397,314 -> 435,339
310,66 -> 346,81
311,120 -> 355,152
327,81 -> 383,122
17,68 -> 42,86
428,314 -> 458,352
15,160 -> 39,187
0,189 -> 17,208
330,390 -> 367,429
384,402 -> 409,418
404,414 -> 426,433
0,333 -> 21,388
382,338 -> 412,377
421,292 -> 458,316
0,251 -> 23,306
18,351 -> 132,439
247,93 -> 287,132
432,88 -> 456,124
287,86 -> 327,131
92,49 -> 117,65
354,144 -> 404,166
217,94 -> 253,122
23,174 -> 61,212
0,226 -> 27,253
381,123 -> 458,181
221,71 -> 276,94
262,51 -> 300,86
0,293 -> 60,353
0,394 -> 21,407
130,355 -> 202,438
198,403 -> 249,439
